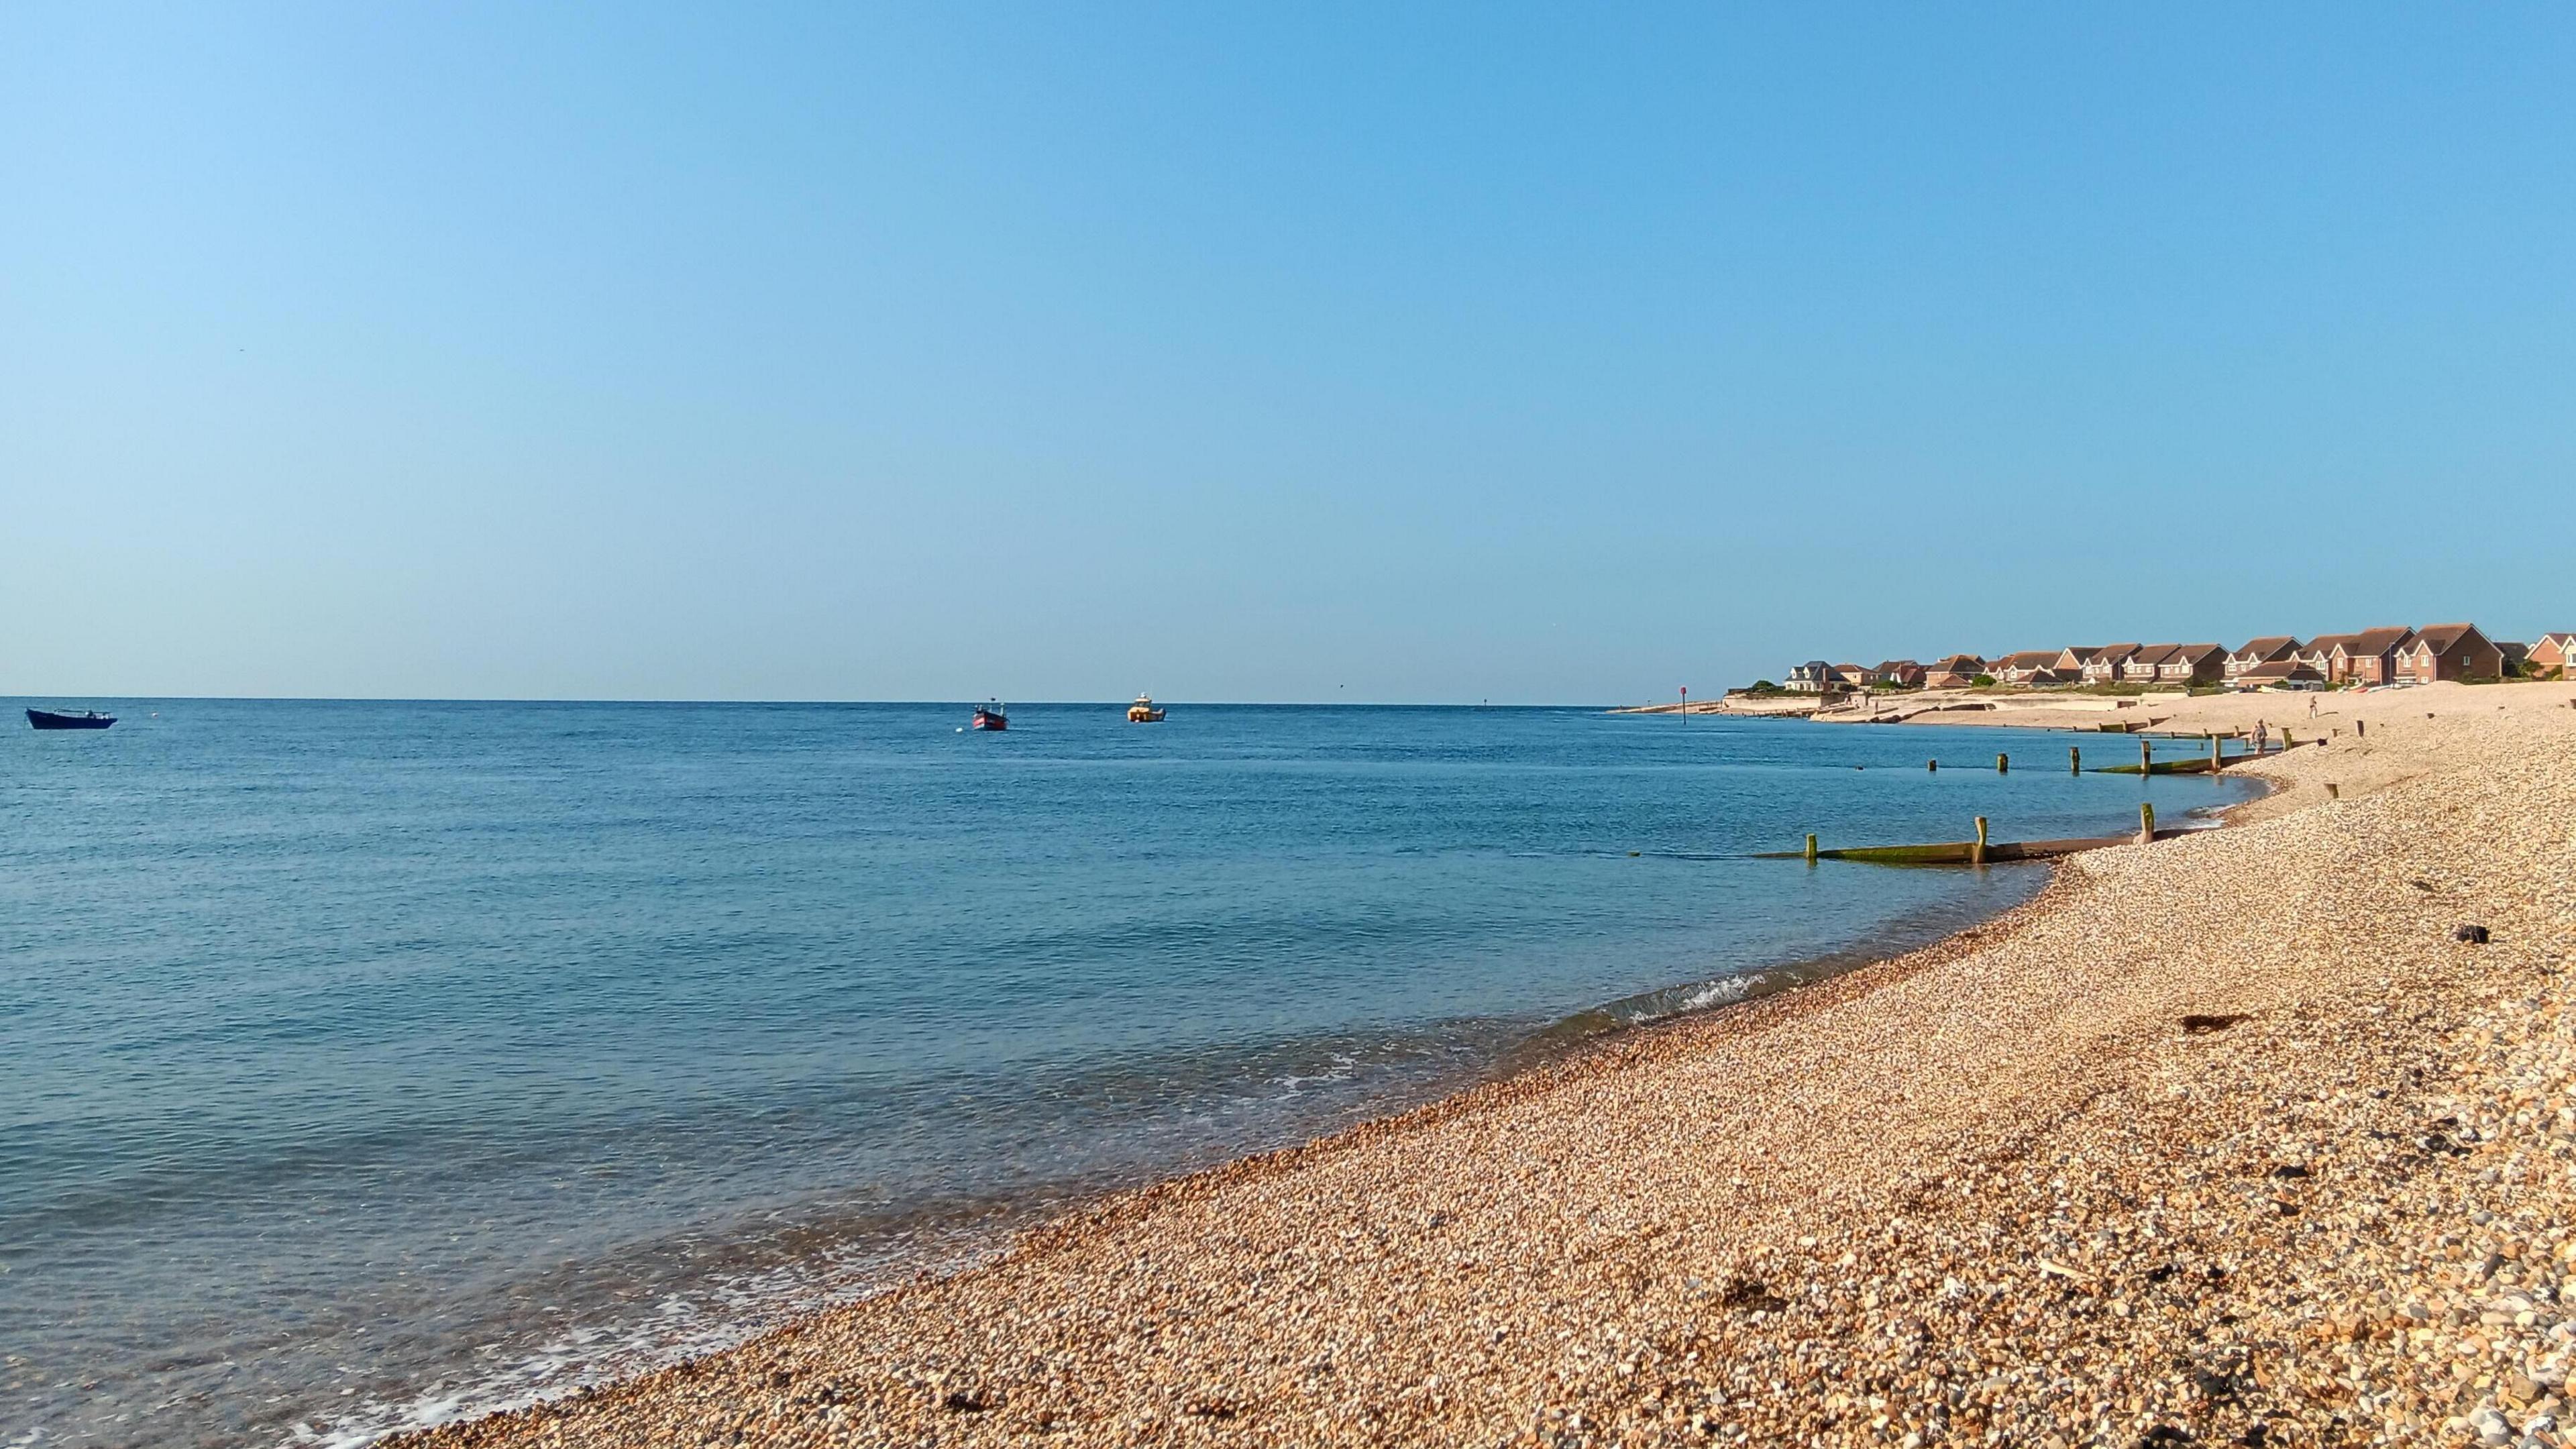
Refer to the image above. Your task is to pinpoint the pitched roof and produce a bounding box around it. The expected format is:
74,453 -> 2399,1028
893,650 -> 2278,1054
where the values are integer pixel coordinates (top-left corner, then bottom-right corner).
2171,643 -> 2226,663
1872,659 -> 1922,674
1927,654 -> 1984,671
2538,632 -> 2576,647
2092,643 -> 2141,659
2230,635 -> 2301,661
2339,627 -> 2415,655
2302,633 -> 2359,655
2127,644 -> 2183,666
1993,650 -> 2063,672
2058,646 -> 2105,665
2405,623 -> 2485,654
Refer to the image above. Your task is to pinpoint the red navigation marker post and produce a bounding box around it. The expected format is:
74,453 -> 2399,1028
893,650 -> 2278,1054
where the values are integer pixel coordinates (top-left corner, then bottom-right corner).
1679,685 -> 1688,722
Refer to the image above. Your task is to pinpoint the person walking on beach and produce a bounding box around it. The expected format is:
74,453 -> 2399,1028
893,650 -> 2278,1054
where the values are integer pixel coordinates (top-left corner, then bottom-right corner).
2309,696 -> 2319,720
2254,720 -> 2268,754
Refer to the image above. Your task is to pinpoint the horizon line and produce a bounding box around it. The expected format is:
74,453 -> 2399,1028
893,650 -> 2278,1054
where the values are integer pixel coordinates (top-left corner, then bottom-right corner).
3,694 -> 1660,709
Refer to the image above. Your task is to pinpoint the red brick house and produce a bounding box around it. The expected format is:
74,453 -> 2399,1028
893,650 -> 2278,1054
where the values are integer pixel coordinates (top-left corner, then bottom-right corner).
2224,637 -> 2302,680
1989,650 -> 2068,685
1872,659 -> 1927,688
1923,655 -> 1987,688
2078,644 -> 2141,684
2529,633 -> 2576,676
2330,627 -> 2416,685
2118,645 -> 2181,683
2394,623 -> 2503,683
2295,634 -> 2356,678
2155,643 -> 2228,686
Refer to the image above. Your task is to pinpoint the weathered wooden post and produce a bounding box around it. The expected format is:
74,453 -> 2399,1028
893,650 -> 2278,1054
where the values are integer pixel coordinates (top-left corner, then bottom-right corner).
1996,752 -> 2008,774
2138,801 -> 2156,845
2326,783 -> 2340,800
2356,719 -> 2365,739
1805,833 -> 1819,863
2140,736 -> 2153,773
2209,735 -> 2222,771
1927,758 -> 1938,772
1972,816 -> 1989,865
2070,745 -> 2081,773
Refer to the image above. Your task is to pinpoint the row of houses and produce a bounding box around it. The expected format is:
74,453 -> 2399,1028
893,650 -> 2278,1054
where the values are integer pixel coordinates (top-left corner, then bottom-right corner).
1781,625 -> 2570,694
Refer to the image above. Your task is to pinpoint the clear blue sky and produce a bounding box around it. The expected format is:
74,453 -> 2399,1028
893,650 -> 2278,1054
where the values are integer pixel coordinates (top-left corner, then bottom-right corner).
5,5 -> 2571,702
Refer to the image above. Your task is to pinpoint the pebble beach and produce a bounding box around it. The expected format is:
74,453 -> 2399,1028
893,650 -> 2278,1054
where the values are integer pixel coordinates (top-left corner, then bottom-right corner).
399,682 -> 2576,1449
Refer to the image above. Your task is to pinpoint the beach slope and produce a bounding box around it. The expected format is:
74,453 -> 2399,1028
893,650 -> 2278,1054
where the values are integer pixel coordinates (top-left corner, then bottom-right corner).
403,691 -> 2576,1447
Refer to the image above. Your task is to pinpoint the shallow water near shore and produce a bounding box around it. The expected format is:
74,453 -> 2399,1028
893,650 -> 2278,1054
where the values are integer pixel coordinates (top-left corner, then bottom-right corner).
0,701 -> 2255,1447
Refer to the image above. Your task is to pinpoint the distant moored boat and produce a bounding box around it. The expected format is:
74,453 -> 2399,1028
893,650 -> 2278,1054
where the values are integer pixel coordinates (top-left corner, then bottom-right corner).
28,708 -> 116,731
1127,694 -> 1165,722
971,700 -> 1008,731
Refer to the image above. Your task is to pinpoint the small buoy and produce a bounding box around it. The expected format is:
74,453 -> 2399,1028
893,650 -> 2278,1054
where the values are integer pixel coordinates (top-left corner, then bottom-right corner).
1628,851 -> 1642,857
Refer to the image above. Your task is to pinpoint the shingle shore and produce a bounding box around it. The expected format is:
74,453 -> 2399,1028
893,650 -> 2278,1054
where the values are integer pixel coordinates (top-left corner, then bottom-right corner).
401,686 -> 2576,1448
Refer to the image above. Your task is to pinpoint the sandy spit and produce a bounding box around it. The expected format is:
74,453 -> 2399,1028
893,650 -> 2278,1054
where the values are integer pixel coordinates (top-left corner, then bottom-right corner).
398,684 -> 2576,1448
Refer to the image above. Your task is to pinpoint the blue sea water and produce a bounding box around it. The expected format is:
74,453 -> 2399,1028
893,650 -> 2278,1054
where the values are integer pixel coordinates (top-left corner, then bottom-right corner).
0,700 -> 2255,1447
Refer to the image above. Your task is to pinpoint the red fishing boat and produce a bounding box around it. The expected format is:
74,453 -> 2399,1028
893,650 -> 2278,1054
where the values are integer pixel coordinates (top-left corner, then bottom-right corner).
971,700 -> 1008,731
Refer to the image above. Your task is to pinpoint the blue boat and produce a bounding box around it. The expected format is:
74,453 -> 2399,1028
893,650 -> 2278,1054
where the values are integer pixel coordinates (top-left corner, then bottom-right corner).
28,708 -> 115,731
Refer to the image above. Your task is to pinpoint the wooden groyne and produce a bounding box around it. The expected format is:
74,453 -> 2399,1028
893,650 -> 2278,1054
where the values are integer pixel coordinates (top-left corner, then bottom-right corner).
1754,728 -> 2306,866
1760,833 -> 2179,865
1758,806 -> 2177,865
1919,732 -> 2300,777
2094,759 -> 2230,775
2092,731 -> 2286,775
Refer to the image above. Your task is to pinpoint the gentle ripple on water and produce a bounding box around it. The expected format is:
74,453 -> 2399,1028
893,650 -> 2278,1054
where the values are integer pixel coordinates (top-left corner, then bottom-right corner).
0,700 -> 2256,1446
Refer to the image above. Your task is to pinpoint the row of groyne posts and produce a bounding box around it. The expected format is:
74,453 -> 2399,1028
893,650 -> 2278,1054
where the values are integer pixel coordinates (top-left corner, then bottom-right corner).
1772,725 -> 2327,867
